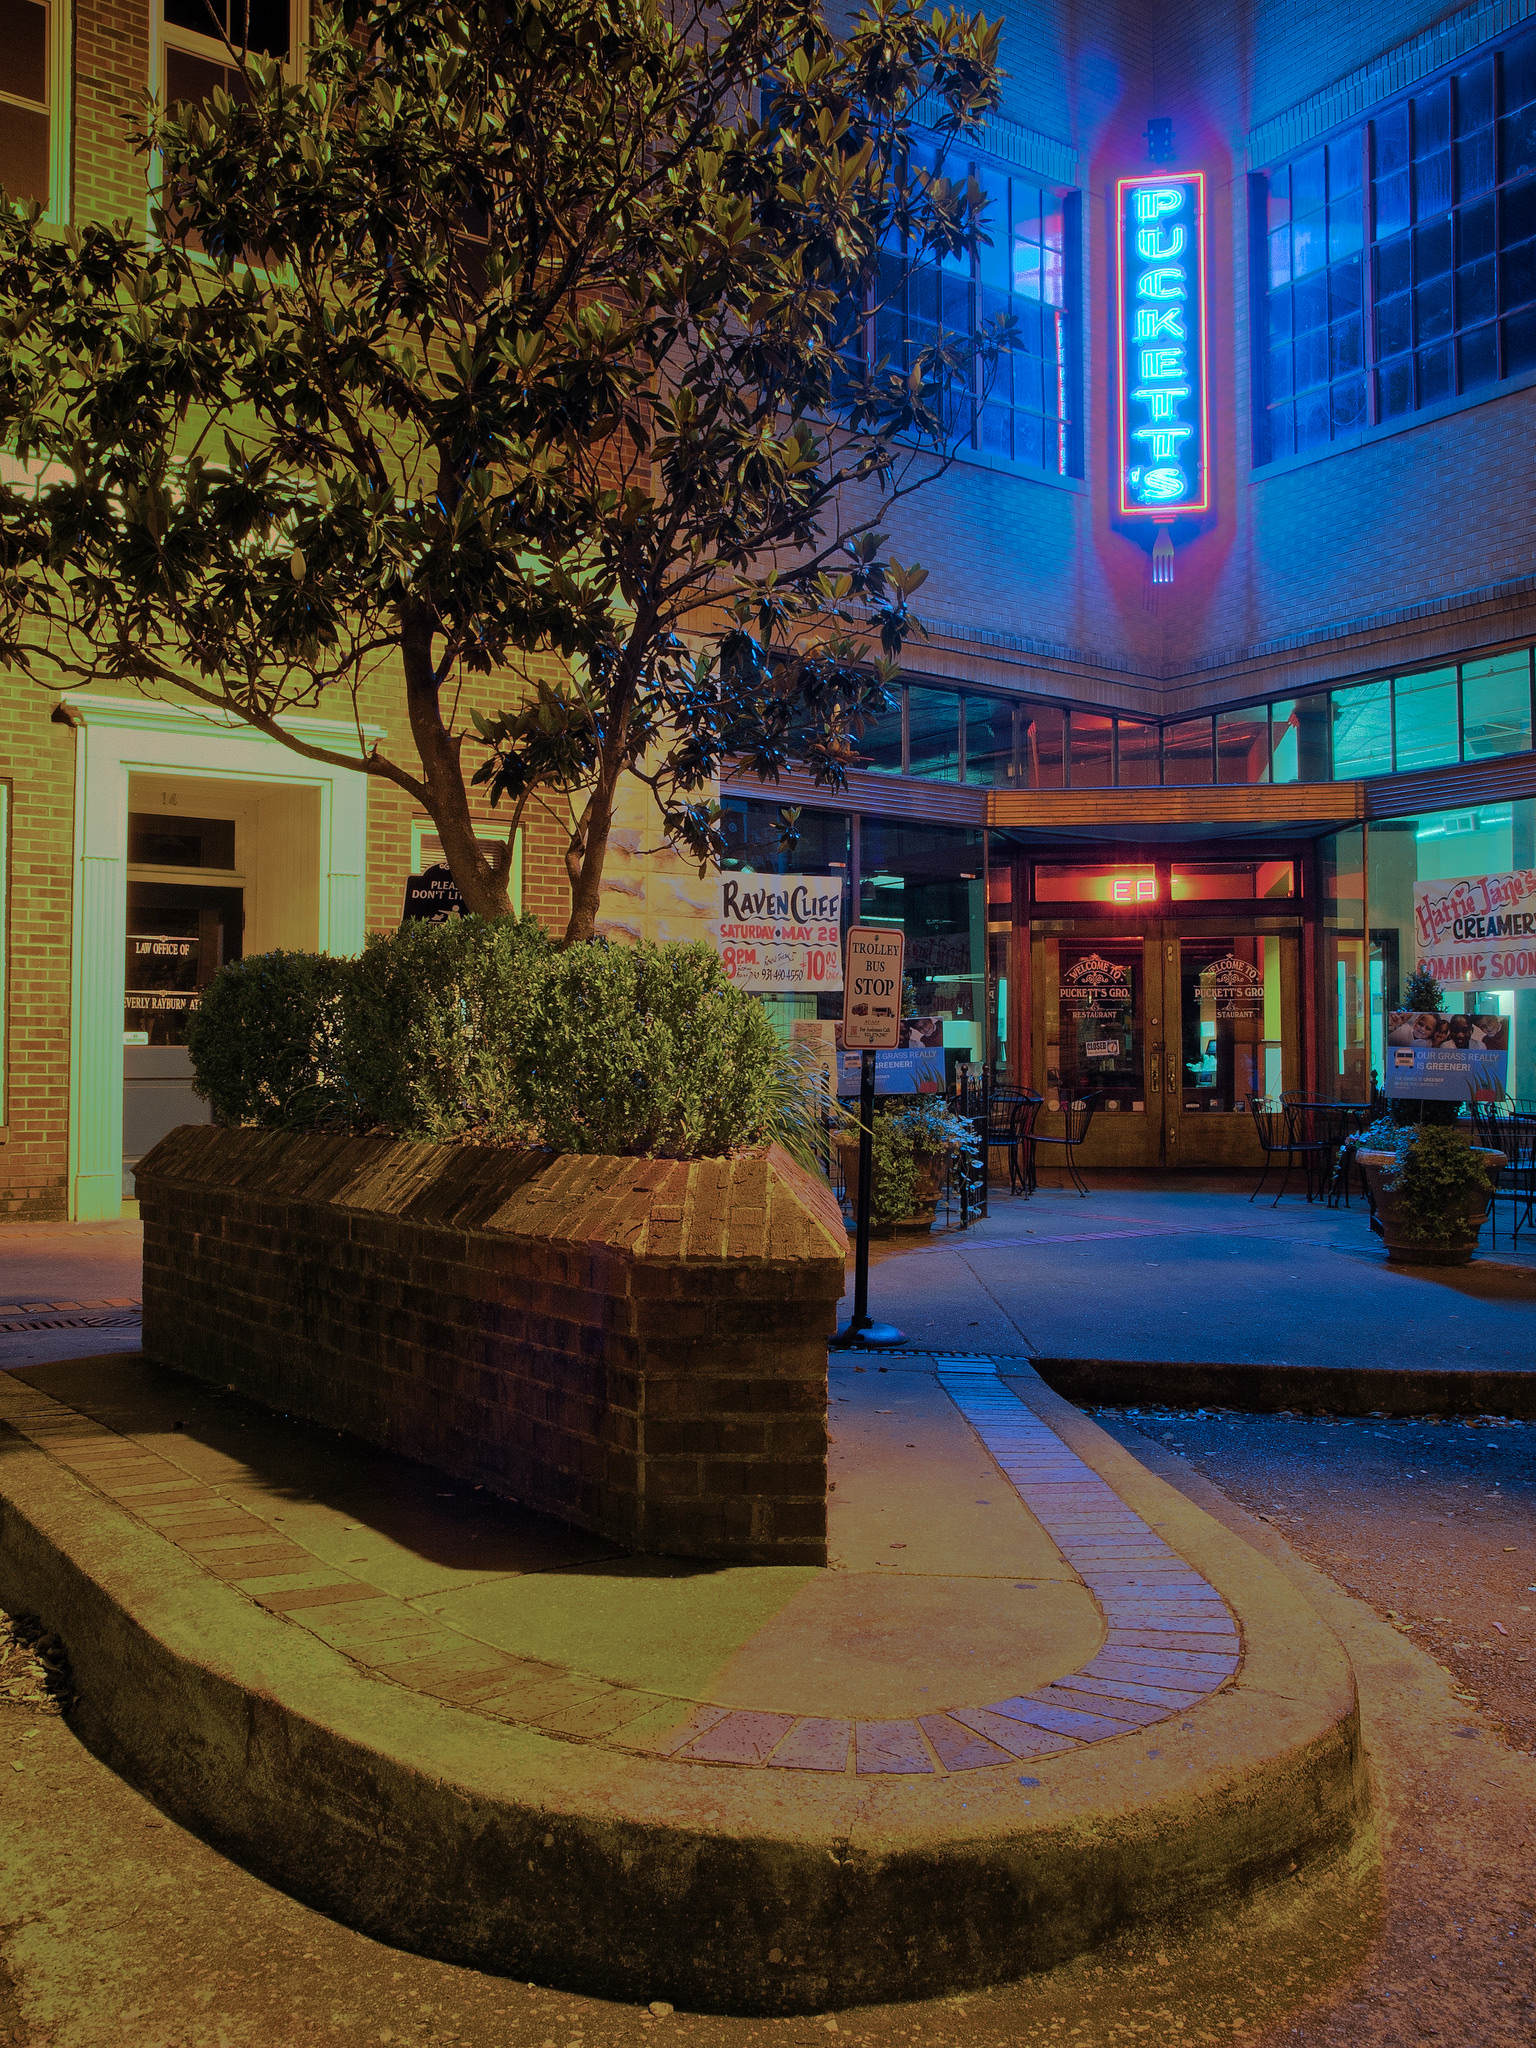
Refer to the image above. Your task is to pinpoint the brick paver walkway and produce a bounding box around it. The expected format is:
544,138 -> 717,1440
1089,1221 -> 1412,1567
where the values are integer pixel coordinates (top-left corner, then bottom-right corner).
0,1355 -> 1240,1776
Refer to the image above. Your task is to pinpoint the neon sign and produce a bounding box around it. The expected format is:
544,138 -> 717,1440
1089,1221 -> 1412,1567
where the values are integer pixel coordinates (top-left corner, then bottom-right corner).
1111,876 -> 1157,904
1115,172 -> 1209,518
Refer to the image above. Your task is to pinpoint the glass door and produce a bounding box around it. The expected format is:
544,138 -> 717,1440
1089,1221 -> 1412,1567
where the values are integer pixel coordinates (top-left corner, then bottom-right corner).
1031,919 -> 1302,1171
1158,928 -> 1300,1170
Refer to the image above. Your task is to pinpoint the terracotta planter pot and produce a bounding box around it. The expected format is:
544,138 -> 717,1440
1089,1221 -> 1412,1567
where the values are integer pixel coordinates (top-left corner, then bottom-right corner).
1357,1146 -> 1505,1266
838,1142 -> 948,1233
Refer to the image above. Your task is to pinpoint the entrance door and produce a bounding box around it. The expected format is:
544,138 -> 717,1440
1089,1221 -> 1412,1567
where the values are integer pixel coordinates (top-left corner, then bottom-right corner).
1030,919 -> 1302,1171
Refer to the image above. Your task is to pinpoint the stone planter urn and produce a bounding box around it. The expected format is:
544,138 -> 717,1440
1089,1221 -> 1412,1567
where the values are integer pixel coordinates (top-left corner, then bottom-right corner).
1356,1145 -> 1505,1266
837,1142 -> 949,1233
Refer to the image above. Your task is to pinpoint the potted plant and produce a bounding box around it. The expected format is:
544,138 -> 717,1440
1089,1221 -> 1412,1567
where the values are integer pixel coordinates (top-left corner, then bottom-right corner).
1353,1118 -> 1505,1266
839,1096 -> 981,1234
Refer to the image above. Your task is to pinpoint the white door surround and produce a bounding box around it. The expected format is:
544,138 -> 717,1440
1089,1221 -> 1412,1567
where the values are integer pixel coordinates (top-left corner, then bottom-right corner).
63,693 -> 379,1220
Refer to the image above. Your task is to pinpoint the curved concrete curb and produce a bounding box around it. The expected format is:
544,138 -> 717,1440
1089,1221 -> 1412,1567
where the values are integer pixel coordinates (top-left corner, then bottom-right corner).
0,1375 -> 1371,2015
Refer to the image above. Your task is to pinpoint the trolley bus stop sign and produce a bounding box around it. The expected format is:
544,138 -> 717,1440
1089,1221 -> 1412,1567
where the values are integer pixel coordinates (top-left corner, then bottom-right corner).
841,928 -> 904,1049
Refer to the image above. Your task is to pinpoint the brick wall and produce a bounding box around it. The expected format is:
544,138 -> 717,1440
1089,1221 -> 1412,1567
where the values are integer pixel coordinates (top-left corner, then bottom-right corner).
0,699 -> 75,1219
136,1126 -> 846,1564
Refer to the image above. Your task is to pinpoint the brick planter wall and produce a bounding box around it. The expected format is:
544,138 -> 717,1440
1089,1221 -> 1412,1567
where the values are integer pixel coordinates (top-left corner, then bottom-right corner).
135,1128 -> 846,1565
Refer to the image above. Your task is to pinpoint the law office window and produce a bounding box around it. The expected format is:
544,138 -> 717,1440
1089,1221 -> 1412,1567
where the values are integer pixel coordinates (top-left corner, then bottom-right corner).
1255,28 -> 1536,460
0,0 -> 65,218
871,141 -> 1081,478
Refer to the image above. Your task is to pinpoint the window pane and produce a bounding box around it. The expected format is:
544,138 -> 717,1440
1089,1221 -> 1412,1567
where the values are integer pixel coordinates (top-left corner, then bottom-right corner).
1163,717 -> 1214,786
1116,719 -> 1160,787
1461,651 -> 1533,759
1416,83 -> 1452,155
1458,61 -> 1494,135
1269,694 -> 1331,781
907,687 -> 960,782
856,690 -> 904,775
165,44 -> 226,105
0,105 -> 48,205
1216,711 -> 1271,784
963,695 -> 1015,787
1068,712 -> 1113,789
1331,680 -> 1391,777
1035,865 -> 1155,905
1017,702 -> 1064,788
0,0 -> 47,103
1391,668 -> 1458,770
1171,861 -> 1295,900
164,0 -> 230,35
1460,321 -> 1498,389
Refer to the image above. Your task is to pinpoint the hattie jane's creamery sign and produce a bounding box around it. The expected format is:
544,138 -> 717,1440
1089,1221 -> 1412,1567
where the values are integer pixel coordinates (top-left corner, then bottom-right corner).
709,874 -> 844,993
1414,868 -> 1536,988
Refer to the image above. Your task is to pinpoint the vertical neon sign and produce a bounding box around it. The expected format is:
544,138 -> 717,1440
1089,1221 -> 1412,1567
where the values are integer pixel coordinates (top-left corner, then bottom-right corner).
1115,172 -> 1209,517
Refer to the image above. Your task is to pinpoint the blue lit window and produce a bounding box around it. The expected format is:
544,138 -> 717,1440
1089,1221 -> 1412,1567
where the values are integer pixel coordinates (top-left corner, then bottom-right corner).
1256,26 -> 1536,460
871,142 -> 1082,478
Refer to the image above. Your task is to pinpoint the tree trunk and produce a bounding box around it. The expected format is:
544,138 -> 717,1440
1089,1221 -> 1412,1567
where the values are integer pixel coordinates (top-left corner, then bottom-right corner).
563,770 -> 618,945
401,609 -> 515,920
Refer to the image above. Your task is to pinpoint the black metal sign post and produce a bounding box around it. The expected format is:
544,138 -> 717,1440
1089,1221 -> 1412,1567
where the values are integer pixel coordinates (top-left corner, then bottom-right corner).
833,927 -> 904,1350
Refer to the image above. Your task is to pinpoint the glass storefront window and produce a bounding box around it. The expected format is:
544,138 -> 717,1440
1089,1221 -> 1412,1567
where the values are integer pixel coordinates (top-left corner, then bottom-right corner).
907,687 -> 960,782
856,690 -> 905,774
1269,695 -> 1331,781
1461,650 -> 1533,761
1171,861 -> 1296,900
1319,826 -> 1369,1098
1116,718 -> 1160,785
1034,863 -> 1157,905
965,696 -> 1015,786
1178,936 -> 1282,1110
1069,712 -> 1113,787
1391,667 -> 1459,770
1332,679 -> 1392,777
1163,717 -> 1214,786
859,818 -> 985,1063
1366,800 -> 1535,1103
1216,710 -> 1271,784
1017,701 -> 1065,788
1044,937 -> 1145,1112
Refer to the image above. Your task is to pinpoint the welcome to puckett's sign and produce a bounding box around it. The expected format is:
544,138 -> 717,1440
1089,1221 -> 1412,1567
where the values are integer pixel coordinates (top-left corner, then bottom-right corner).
709,873 -> 844,993
1414,868 -> 1536,989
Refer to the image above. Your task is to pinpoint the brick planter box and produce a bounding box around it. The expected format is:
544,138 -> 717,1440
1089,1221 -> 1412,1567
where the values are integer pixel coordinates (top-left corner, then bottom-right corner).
135,1127 -> 846,1565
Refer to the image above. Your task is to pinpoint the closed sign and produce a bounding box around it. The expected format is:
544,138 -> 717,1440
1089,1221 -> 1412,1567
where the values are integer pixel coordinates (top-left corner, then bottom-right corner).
842,927 -> 905,1050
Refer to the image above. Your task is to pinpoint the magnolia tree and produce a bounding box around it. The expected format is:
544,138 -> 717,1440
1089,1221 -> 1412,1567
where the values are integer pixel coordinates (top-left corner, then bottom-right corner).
0,0 -> 1009,939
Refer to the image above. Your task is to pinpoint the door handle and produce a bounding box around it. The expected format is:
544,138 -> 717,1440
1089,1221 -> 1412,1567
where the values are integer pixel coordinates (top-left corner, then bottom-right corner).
1166,1055 -> 1179,1091
1150,1040 -> 1162,1093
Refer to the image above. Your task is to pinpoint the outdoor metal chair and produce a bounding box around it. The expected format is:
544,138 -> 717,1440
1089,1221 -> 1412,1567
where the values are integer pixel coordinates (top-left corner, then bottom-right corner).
983,1087 -> 1037,1197
1022,1091 -> 1099,1197
1248,1096 -> 1331,1206
1283,1095 -> 1372,1206
1472,1106 -> 1535,1249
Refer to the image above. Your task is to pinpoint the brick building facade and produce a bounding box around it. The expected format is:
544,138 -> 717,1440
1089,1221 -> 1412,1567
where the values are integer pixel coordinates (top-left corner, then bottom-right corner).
4,0 -> 1536,1215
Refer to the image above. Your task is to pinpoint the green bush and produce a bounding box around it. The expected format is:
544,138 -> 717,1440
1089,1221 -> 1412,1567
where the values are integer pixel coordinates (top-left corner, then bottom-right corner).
192,925 -> 794,1160
187,950 -> 351,1128
523,940 -> 780,1156
340,915 -> 552,1141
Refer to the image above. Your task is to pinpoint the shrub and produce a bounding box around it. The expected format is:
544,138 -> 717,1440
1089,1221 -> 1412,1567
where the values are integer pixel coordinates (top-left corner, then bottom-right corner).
523,940 -> 780,1156
187,950 -> 351,1128
866,1096 -> 979,1222
340,915 -> 552,1141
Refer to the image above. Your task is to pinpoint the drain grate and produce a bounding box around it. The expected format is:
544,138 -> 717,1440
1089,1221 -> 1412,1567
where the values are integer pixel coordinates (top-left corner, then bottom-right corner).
0,1308 -> 142,1335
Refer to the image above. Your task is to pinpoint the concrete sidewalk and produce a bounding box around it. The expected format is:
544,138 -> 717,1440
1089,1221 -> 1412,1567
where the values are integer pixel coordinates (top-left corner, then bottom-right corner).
840,1180 -> 1536,1403
0,1345 -> 1366,2013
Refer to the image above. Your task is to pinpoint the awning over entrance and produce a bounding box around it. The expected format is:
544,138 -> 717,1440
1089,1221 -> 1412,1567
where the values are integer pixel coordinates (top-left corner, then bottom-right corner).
986,783 -> 1365,843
